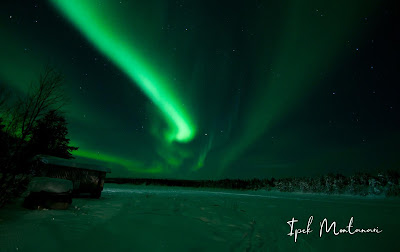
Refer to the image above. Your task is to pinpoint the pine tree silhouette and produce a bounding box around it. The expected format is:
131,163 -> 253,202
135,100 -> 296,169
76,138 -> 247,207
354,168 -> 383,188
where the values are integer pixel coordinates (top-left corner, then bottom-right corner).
29,110 -> 78,159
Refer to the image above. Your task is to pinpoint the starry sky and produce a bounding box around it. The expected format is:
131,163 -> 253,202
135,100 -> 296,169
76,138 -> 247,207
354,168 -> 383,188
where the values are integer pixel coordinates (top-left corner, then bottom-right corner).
1,0 -> 399,179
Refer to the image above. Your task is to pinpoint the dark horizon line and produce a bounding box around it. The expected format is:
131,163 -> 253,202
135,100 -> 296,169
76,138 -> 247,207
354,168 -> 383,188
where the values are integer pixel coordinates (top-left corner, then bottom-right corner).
104,170 -> 400,197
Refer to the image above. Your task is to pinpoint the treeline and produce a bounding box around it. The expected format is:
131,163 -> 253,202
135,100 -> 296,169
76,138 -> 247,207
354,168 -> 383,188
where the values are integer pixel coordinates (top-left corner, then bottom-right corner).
105,177 -> 273,190
106,170 -> 400,197
0,66 -> 77,207
272,171 -> 400,196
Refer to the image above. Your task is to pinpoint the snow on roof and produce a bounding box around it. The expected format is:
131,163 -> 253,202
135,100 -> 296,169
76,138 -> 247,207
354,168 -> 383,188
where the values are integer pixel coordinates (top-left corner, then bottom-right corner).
35,155 -> 111,173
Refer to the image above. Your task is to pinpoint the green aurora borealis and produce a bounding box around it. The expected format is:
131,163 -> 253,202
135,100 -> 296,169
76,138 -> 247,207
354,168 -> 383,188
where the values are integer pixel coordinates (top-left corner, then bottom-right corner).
1,0 -> 399,179
50,0 -> 196,144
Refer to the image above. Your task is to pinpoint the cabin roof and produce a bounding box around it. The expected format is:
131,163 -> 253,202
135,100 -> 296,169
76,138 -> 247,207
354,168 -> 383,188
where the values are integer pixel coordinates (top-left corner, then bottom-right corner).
35,155 -> 111,173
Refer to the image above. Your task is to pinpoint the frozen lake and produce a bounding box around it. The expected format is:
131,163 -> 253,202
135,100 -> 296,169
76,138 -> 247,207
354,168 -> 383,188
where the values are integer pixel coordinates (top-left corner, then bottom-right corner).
0,183 -> 399,251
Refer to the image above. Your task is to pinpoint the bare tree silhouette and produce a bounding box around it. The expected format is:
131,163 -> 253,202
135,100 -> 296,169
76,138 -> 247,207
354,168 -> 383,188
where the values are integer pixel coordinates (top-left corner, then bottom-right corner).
9,65 -> 66,142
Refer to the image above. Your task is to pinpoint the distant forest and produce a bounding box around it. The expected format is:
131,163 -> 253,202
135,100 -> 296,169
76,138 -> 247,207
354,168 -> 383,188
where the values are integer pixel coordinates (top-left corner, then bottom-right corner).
106,170 -> 400,197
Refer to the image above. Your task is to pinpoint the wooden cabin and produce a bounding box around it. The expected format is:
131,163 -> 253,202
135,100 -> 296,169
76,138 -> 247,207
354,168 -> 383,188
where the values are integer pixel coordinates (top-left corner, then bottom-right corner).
32,155 -> 111,198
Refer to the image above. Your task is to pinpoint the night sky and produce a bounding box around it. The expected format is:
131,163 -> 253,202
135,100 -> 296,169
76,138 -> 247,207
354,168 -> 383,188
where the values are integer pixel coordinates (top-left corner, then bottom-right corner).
1,0 -> 399,179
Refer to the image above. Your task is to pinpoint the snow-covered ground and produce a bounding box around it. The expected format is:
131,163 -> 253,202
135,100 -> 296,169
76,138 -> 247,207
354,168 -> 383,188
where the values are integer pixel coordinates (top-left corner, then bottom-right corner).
0,183 -> 399,251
